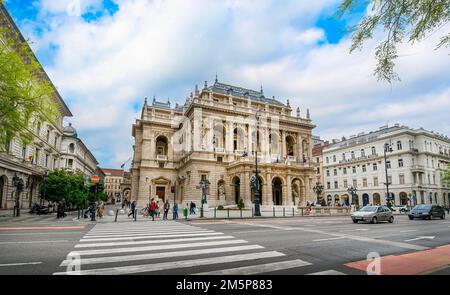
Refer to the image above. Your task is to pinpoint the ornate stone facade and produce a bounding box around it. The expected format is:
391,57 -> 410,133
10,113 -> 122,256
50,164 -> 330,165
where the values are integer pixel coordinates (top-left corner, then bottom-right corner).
131,79 -> 316,209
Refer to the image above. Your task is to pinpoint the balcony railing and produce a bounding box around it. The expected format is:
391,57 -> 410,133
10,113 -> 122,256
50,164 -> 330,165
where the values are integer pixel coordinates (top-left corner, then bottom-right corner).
156,155 -> 168,161
214,147 -> 225,153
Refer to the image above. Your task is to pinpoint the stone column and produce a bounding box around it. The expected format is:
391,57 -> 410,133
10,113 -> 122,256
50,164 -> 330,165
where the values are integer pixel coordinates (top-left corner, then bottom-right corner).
266,173 -> 273,206
264,127 -> 270,162
226,121 -> 233,153
297,133 -> 302,159
247,124 -> 253,154
286,175 -> 292,205
243,171 -> 251,207
193,108 -> 202,151
281,130 -> 286,159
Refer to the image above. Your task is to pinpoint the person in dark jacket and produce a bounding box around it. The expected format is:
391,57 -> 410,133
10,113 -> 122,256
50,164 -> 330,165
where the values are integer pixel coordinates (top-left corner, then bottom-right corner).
128,200 -> 136,218
163,200 -> 170,220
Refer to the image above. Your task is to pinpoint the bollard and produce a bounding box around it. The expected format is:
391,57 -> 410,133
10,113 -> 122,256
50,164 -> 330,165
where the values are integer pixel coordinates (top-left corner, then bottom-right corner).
301,208 -> 304,216
77,209 -> 80,219
227,208 -> 230,219
240,208 -> 242,219
134,209 -> 137,221
273,207 -> 275,217
115,209 -> 119,222
283,207 -> 285,217
214,207 -> 216,219
252,207 -> 254,218
292,208 -> 295,217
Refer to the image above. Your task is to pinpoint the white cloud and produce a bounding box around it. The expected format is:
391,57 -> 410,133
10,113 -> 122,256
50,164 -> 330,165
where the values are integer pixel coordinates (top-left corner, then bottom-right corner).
13,0 -> 450,167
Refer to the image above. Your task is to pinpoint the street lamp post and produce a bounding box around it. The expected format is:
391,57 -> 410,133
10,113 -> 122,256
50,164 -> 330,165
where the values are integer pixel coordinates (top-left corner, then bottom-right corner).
384,142 -> 393,208
199,179 -> 210,218
312,182 -> 324,205
347,186 -> 358,207
12,173 -> 24,217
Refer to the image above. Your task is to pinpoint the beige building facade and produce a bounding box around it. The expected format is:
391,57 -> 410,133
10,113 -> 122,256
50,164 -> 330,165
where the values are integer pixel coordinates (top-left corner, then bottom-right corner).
102,168 -> 125,202
131,79 -> 316,209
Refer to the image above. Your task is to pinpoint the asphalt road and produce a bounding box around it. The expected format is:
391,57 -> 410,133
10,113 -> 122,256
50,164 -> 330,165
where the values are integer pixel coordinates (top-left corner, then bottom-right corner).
0,214 -> 448,275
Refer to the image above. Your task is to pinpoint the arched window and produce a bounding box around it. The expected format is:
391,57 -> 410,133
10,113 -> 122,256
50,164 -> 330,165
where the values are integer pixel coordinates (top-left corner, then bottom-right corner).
233,128 -> 244,151
69,143 -> 75,153
156,136 -> 168,155
269,133 -> 279,155
286,136 -> 295,156
213,124 -> 225,149
371,146 -> 376,155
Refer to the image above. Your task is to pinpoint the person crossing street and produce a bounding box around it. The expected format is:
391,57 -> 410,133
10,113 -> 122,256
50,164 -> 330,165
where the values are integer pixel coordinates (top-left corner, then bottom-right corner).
128,200 -> 136,218
163,200 -> 170,220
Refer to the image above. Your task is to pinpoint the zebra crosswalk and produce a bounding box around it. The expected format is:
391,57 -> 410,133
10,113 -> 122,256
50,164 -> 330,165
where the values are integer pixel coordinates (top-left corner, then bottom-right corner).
53,221 -> 348,275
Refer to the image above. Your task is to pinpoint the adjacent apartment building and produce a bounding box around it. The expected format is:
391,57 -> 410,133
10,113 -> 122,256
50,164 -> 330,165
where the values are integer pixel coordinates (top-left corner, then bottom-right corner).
323,124 -> 450,207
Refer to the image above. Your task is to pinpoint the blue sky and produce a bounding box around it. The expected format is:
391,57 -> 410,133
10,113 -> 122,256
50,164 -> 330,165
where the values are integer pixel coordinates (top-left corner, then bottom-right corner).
4,0 -> 450,169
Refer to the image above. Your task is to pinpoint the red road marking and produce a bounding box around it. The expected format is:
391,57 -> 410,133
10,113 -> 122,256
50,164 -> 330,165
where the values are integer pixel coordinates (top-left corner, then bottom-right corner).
345,245 -> 450,275
0,226 -> 85,231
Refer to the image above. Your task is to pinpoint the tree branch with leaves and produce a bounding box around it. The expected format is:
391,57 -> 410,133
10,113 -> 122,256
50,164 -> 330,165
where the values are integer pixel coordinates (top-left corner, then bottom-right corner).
0,24 -> 59,151
338,0 -> 450,83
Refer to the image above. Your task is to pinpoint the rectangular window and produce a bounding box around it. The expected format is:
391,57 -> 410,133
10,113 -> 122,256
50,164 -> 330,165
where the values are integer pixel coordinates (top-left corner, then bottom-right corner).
45,154 -> 49,168
46,130 -> 50,142
388,175 -> 392,185
326,170 -> 330,177
343,167 -> 347,175
351,151 -> 355,159
333,155 -> 336,162
386,161 -> 391,169
326,157 -> 329,163
398,159 -> 403,167
342,153 -> 346,161
374,177 -> 378,187
397,141 -> 402,150
399,174 -> 405,185
372,147 -> 376,155
334,181 -> 338,189
373,163 -> 377,171
352,166 -> 356,173
327,182 -> 331,189
362,165 -> 366,172
343,180 -> 348,188
352,179 -> 357,187
333,169 -> 337,176
361,149 -> 365,157
316,167 -> 320,174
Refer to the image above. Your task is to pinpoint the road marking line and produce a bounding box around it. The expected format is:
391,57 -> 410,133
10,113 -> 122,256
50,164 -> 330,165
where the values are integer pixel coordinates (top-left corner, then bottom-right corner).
0,226 -> 85,231
0,262 -> 42,267
76,235 -> 234,248
60,245 -> 264,266
404,236 -> 435,242
83,230 -> 213,238
400,230 -> 418,233
192,259 -> 311,275
307,270 -> 346,275
339,229 -> 369,232
313,237 -> 346,242
231,229 -> 284,234
0,240 -> 68,244
68,239 -> 249,256
54,251 -> 285,275
80,232 -> 224,242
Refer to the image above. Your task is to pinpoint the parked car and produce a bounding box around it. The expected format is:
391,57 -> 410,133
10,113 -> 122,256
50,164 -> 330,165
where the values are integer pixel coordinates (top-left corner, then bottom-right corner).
351,205 -> 394,224
408,204 -> 445,220
391,205 -> 409,213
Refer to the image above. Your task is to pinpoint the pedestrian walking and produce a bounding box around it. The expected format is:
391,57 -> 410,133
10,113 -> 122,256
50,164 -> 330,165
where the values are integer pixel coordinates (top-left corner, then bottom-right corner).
173,203 -> 178,220
128,200 -> 136,218
163,200 -> 170,220
156,201 -> 161,218
97,201 -> 105,218
149,198 -> 156,221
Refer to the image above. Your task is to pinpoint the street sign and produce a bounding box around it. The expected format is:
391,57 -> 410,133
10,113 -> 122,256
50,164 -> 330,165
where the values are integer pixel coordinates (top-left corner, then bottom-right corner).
91,175 -> 99,184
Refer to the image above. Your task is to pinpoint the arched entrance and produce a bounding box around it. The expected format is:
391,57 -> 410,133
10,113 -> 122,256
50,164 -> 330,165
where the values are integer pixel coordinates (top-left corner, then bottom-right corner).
0,176 -> 5,209
232,177 -> 240,204
362,193 -> 369,206
291,178 -> 303,206
272,177 -> 283,205
333,194 -> 339,205
250,176 -> 263,204
399,192 -> 408,205
373,193 -> 381,205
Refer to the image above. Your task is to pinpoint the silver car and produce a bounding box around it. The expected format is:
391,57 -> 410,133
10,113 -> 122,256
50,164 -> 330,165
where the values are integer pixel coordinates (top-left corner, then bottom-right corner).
351,205 -> 394,224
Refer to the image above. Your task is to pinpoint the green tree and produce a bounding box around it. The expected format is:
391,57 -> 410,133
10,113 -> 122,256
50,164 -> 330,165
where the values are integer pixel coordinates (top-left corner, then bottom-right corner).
442,164 -> 450,186
0,14 -> 59,150
39,170 -> 88,206
338,0 -> 449,83
237,198 -> 245,209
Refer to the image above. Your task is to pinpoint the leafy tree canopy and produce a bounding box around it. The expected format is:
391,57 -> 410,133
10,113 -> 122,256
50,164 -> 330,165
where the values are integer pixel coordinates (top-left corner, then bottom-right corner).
338,0 -> 449,83
0,20 -> 59,150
